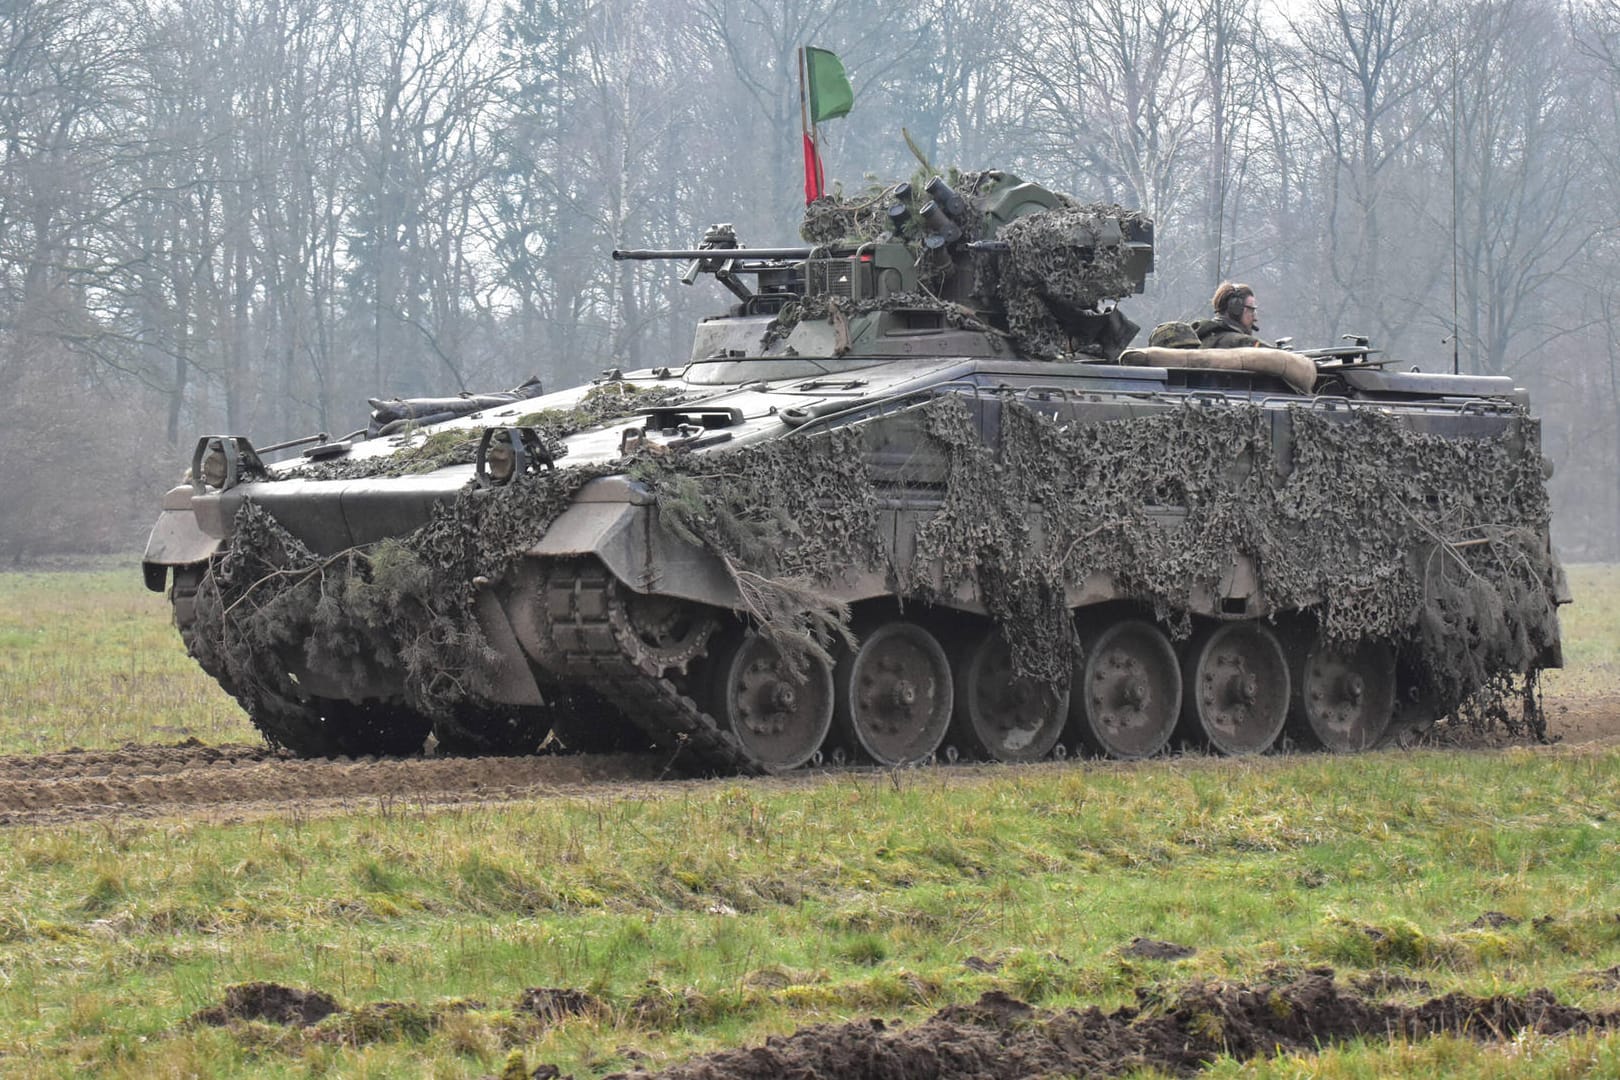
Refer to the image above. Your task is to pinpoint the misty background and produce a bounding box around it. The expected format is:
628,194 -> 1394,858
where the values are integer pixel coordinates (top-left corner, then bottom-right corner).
2,0 -> 1616,562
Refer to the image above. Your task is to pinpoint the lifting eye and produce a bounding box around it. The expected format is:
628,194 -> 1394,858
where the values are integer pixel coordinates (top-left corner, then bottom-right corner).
476,427 -> 557,487
190,436 -> 265,493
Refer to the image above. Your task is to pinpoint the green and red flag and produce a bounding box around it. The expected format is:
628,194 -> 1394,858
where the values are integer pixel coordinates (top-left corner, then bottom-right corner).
804,47 -> 854,123
798,46 -> 853,204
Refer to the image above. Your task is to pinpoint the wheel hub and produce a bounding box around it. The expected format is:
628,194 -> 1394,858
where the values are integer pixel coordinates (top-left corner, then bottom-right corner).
839,621 -> 953,766
1091,654 -> 1153,729
737,659 -> 795,735
1221,666 -> 1259,709
1341,672 -> 1365,705
1186,622 -> 1289,755
1073,619 -> 1182,760
1201,653 -> 1264,729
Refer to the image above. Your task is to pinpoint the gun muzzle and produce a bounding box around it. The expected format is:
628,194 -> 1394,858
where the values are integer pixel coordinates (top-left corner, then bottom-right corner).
887,203 -> 912,236
925,176 -> 968,220
919,201 -> 963,246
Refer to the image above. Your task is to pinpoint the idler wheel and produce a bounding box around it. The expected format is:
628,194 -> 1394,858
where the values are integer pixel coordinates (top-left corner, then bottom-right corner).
1288,637 -> 1396,752
950,626 -> 1068,763
1070,618 -> 1181,760
708,630 -> 833,771
1179,621 -> 1289,756
834,621 -> 954,766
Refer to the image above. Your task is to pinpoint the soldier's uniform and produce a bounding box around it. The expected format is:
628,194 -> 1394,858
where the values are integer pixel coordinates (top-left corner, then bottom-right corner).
1147,321 -> 1201,348
1193,315 -> 1262,349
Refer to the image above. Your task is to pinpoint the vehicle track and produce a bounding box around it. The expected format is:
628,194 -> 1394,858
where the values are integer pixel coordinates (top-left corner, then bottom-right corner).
0,741 -> 668,827
1,691 -> 1603,829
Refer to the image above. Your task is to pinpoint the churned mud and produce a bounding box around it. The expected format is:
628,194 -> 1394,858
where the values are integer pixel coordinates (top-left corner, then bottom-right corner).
601,969 -> 1615,1080
192,983 -> 342,1027
185,970 -> 1615,1077
1541,692 -> 1620,746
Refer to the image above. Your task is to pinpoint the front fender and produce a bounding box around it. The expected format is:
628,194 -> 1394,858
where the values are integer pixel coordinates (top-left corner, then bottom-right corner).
530,479 -> 738,607
141,486 -> 222,591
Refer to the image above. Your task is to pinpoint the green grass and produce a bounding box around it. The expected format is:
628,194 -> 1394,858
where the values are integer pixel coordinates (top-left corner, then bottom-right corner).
1,566 -> 1619,1076
0,751 -> 1617,1076
0,567 -> 252,753
1544,563 -> 1620,699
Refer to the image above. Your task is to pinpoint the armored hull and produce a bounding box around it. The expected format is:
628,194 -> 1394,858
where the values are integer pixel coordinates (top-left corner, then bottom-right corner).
143,172 -> 1566,771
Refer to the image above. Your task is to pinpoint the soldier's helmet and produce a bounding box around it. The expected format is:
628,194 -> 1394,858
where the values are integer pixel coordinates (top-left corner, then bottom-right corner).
1148,321 -> 1201,349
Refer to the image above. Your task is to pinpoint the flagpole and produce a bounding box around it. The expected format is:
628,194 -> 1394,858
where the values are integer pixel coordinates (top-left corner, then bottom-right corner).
797,46 -> 810,146
797,47 -> 815,203
812,116 -> 822,196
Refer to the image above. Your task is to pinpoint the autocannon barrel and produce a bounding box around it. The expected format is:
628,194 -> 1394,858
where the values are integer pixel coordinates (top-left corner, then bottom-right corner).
611,247 -> 818,261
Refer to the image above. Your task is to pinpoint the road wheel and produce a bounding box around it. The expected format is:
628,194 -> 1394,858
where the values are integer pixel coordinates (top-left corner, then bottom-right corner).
950,626 -> 1068,763
708,630 -> 834,771
1071,618 -> 1181,759
1288,636 -> 1396,752
834,620 -> 953,766
1179,622 -> 1289,756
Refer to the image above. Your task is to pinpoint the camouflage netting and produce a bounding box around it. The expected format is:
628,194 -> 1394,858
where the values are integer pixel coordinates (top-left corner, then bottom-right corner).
799,190 -> 898,246
794,170 -> 1145,362
628,427 -> 886,665
989,204 -> 1152,360
905,398 -> 1558,725
797,171 -> 1009,246
281,383 -> 686,482
189,463 -> 616,741
189,394 -> 1560,746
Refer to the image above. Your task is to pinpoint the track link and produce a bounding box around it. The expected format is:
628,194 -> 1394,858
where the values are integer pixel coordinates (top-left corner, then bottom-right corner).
536,560 -> 766,775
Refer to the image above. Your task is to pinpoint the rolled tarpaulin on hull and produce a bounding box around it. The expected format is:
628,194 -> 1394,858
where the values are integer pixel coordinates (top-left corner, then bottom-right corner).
1119,346 -> 1317,395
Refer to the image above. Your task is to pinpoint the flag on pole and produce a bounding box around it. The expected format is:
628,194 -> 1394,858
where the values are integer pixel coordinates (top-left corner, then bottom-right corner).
799,46 -> 853,205
804,47 -> 854,123
802,132 -> 825,204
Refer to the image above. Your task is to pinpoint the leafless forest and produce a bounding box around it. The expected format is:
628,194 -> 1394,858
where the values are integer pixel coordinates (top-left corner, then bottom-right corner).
2,0 -> 1617,561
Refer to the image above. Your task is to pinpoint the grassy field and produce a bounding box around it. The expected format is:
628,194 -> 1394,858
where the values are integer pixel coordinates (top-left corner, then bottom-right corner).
1546,565 -> 1620,701
0,751 -> 1618,1077
0,566 -> 1617,1077
0,564 -> 253,754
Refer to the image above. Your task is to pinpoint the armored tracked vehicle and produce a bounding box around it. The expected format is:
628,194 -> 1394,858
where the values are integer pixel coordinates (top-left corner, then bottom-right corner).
142,171 -> 1567,772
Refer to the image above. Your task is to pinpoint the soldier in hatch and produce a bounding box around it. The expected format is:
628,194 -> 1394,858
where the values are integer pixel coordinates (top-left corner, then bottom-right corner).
1195,282 -> 1270,349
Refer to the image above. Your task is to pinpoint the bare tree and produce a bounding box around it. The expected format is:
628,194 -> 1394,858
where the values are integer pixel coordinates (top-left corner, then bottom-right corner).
1443,0 -> 1591,376
0,0 -> 143,362
1278,0 -> 1440,349
1014,0 -> 1211,309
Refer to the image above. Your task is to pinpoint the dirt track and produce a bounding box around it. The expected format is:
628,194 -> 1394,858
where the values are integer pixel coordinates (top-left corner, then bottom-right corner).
0,693 -> 1611,828
0,741 -> 668,827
